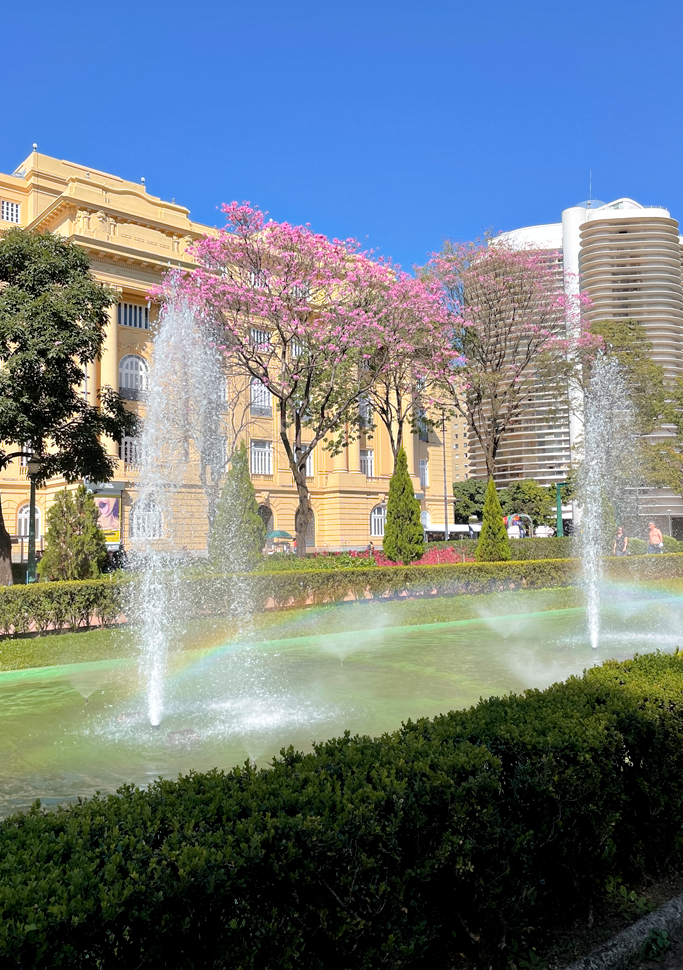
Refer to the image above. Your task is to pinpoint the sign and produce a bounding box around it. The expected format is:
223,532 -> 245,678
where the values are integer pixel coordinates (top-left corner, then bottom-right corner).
84,481 -> 125,547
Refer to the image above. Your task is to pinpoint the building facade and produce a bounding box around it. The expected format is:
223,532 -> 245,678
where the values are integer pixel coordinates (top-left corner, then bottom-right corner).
0,150 -> 466,556
469,198 -> 683,532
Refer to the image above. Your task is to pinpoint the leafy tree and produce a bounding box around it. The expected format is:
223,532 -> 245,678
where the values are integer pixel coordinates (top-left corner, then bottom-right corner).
424,239 -> 592,478
452,479 -> 487,523
38,485 -> 108,581
178,203 -> 439,556
475,478 -> 511,562
0,228 -> 136,585
499,479 -> 554,527
383,446 -> 424,563
210,441 -> 266,570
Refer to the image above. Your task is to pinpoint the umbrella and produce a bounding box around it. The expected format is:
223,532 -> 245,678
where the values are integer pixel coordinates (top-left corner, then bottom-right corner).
266,530 -> 293,539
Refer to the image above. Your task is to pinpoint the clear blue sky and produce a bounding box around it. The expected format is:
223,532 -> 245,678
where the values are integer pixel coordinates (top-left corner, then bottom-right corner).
2,0 -> 681,271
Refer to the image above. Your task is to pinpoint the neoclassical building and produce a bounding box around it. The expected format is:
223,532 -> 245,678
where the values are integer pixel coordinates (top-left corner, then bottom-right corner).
0,150 -> 466,556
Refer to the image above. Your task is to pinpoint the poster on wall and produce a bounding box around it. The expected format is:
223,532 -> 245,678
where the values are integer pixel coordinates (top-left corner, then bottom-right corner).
84,481 -> 125,548
94,495 -> 120,545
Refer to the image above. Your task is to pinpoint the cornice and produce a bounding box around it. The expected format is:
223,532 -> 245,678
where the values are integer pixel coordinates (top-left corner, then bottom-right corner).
26,195 -> 211,241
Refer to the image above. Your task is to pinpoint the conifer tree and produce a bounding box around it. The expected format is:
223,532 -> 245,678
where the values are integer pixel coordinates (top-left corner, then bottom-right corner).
38,485 -> 108,581
210,441 -> 266,570
383,446 -> 424,563
475,478 -> 511,562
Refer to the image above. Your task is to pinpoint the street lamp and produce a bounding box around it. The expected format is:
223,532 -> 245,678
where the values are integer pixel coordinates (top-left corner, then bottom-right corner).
26,455 -> 41,583
555,482 -> 569,537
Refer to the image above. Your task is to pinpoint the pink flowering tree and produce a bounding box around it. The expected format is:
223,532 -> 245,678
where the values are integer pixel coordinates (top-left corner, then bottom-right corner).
423,239 -> 593,479
361,271 -> 460,469
173,203 -> 438,556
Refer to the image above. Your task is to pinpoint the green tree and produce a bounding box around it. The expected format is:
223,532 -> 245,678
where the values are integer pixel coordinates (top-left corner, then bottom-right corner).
210,442 -> 266,570
499,479 -> 554,527
383,446 -> 424,563
452,479 -> 488,523
475,478 -> 511,562
0,228 -> 135,585
38,485 -> 108,581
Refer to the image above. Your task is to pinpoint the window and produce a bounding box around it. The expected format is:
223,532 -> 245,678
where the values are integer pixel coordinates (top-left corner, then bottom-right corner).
419,459 -> 429,489
305,450 -> 314,478
130,498 -> 163,540
250,327 -> 270,347
370,504 -> 387,537
418,410 -> 429,442
119,436 -> 143,465
118,302 -> 149,330
1,200 -> 20,223
290,282 -> 310,301
250,378 -> 272,415
250,439 -> 272,475
359,395 -> 372,428
18,441 -> 33,468
290,338 -> 303,358
360,448 -> 374,477
17,503 -> 41,537
250,270 -> 268,289
119,355 -> 149,399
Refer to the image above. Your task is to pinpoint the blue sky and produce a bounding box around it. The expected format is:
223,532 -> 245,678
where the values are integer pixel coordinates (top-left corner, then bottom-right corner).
2,0 -> 681,270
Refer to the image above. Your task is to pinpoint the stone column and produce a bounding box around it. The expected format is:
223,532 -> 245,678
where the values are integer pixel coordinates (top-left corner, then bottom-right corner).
100,301 -> 120,458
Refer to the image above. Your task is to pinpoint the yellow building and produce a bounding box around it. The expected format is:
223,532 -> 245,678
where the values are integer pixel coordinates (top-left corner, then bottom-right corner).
0,150 -> 466,556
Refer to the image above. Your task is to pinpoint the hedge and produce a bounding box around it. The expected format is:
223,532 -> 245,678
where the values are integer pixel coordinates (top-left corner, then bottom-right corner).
2,554 -> 683,636
3,652 -> 683,968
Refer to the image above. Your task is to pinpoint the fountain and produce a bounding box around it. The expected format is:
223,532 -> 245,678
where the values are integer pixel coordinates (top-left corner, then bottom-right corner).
579,356 -> 638,649
130,293 -> 226,727
1,307 -> 682,818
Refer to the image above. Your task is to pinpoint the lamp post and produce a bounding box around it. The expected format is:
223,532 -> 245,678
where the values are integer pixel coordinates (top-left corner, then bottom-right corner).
442,410 -> 449,542
26,455 -> 41,583
556,482 -> 569,537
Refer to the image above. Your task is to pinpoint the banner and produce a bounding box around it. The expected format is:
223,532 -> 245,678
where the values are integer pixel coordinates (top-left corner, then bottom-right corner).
94,495 -> 121,546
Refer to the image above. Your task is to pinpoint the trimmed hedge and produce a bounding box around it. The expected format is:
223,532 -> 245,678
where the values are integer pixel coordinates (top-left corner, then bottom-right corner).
3,652 -> 683,968
2,554 -> 683,636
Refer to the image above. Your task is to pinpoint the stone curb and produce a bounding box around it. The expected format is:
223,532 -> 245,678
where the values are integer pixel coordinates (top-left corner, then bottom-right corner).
564,893 -> 683,970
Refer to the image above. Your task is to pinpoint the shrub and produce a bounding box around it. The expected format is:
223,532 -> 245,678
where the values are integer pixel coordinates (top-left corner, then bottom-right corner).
37,485 -> 107,581
628,536 -> 647,555
4,653 -> 683,967
476,478 -> 511,562
383,446 -> 424,563
663,534 -> 681,552
210,441 -> 266,569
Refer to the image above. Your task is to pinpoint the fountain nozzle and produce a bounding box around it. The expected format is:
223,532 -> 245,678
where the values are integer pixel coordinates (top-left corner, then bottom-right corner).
151,722 -> 160,730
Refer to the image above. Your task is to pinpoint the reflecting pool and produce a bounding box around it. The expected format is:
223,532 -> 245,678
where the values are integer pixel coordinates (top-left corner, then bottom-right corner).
1,586 -> 682,817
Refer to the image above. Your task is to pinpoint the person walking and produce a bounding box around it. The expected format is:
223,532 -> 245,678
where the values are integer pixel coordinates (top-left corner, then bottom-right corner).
613,527 -> 629,556
648,521 -> 664,554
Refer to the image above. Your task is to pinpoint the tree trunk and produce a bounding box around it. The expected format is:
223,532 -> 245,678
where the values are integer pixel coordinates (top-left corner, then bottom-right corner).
293,476 -> 312,559
0,493 -> 14,585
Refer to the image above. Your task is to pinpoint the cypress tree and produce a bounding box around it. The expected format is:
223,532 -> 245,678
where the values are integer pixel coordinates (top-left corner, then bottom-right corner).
210,441 -> 266,570
383,446 -> 424,563
475,478 -> 511,562
38,485 -> 108,581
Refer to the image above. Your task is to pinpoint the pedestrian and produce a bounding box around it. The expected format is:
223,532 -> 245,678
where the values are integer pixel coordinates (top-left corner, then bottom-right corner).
647,521 -> 664,554
613,526 -> 629,556
366,541 -> 375,555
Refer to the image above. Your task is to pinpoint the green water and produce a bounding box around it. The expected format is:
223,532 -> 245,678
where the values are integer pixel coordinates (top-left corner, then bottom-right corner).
1,586 -> 682,817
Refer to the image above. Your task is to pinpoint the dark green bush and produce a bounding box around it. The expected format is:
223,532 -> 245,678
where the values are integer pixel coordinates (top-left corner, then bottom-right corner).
3,553 -> 683,636
4,653 -> 683,968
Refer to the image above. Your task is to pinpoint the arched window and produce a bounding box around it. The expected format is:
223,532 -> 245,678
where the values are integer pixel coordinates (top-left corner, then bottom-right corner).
17,503 -> 41,538
420,510 -> 431,529
119,355 -> 149,399
370,504 -> 386,537
257,505 -> 273,532
129,498 -> 163,540
250,378 -> 272,415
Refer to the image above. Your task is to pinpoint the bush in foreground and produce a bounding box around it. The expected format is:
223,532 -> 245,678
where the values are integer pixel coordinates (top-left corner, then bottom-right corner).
3,653 -> 683,968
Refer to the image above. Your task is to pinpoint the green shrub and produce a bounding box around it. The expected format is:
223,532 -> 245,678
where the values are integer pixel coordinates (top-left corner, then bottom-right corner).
382,446 -> 424,563
38,485 -> 107,581
476,478 -> 511,562
4,653 -> 683,967
210,441 -> 266,569
663,534 -> 681,552
628,537 -> 647,555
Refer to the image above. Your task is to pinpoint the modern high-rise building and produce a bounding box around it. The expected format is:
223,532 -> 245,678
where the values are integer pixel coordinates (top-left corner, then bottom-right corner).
467,198 -> 683,532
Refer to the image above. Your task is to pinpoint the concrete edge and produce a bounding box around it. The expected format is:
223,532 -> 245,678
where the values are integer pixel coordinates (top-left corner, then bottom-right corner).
564,893 -> 683,970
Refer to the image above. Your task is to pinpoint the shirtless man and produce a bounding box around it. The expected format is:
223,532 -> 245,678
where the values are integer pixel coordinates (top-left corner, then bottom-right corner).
648,521 -> 664,554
